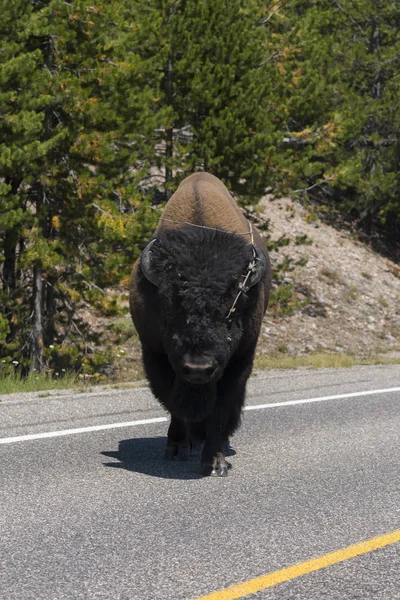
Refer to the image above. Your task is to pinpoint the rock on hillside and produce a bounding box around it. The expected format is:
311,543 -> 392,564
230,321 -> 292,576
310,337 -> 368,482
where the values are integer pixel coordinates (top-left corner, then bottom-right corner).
259,197 -> 400,357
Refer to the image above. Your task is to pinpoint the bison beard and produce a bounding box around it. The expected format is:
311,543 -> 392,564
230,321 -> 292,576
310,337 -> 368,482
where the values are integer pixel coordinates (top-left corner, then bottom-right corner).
171,380 -> 216,422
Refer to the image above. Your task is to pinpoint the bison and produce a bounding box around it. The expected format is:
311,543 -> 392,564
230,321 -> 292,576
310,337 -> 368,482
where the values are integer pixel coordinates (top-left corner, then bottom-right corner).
130,172 -> 271,476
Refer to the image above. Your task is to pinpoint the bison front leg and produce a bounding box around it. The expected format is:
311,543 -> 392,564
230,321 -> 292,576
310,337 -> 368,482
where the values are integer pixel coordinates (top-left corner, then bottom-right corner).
201,348 -> 256,477
164,416 -> 190,461
201,414 -> 230,477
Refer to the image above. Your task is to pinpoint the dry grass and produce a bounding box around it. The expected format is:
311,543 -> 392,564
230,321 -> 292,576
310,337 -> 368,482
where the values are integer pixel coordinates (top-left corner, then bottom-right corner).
1,353 -> 399,397
318,267 -> 346,286
343,284 -> 359,303
0,372 -> 80,396
254,352 -> 400,371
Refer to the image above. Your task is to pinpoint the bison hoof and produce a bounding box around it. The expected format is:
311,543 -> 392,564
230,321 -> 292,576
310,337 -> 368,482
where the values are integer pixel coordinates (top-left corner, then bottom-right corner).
212,464 -> 228,477
201,453 -> 230,477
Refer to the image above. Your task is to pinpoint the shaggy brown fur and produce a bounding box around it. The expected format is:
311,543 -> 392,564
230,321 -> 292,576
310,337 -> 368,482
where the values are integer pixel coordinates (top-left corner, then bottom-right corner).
130,173 -> 271,476
159,172 -> 250,234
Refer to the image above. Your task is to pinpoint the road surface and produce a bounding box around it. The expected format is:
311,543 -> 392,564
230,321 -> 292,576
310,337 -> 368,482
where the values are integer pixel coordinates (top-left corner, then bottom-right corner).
1,365 -> 399,599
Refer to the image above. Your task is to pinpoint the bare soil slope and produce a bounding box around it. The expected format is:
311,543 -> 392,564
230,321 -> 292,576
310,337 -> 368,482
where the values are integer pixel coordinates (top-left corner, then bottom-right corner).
260,197 -> 400,357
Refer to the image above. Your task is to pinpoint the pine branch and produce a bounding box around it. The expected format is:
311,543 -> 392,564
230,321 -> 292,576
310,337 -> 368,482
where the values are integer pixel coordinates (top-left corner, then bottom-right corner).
260,4 -> 283,26
292,177 -> 335,195
332,0 -> 369,43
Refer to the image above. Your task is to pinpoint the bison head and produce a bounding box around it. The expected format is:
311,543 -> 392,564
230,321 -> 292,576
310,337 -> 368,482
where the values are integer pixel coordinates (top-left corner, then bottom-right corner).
140,227 -> 266,389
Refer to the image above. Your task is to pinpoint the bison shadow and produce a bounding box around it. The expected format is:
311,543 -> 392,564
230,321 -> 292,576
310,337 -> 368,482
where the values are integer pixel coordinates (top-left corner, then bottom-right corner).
101,436 -> 203,480
101,436 -> 237,480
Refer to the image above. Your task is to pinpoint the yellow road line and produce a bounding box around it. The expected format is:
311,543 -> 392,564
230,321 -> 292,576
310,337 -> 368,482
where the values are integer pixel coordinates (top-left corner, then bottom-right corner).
195,529 -> 400,600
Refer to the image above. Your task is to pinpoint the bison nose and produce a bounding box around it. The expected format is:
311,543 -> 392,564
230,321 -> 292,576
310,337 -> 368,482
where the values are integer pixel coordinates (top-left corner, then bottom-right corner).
182,360 -> 217,384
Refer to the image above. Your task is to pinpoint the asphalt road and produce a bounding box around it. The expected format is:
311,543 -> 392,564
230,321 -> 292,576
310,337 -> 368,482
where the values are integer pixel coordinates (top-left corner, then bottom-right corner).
1,365 -> 399,600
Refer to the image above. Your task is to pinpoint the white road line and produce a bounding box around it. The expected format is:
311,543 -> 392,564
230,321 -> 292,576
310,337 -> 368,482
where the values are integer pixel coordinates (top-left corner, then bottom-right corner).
0,386 -> 399,445
244,386 -> 400,411
0,417 -> 168,445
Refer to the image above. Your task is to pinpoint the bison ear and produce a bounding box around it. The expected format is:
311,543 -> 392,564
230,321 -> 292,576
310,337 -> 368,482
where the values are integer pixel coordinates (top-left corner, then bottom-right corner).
249,246 -> 267,288
140,239 -> 159,287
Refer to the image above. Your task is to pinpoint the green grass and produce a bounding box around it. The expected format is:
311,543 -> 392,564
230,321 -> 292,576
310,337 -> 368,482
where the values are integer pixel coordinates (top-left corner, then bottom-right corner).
0,372 -> 80,396
254,352 -> 400,371
108,317 -> 138,342
1,352 -> 399,397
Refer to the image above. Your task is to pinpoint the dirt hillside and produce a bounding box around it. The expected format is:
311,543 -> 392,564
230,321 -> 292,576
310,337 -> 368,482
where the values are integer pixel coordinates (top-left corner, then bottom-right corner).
259,196 -> 400,358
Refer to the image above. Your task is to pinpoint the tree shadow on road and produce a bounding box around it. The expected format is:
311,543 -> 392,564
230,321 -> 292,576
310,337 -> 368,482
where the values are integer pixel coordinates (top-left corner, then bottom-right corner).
101,436 -> 204,480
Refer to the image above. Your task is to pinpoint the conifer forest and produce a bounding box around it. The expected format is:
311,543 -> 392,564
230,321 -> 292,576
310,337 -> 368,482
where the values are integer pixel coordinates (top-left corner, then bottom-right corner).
1,0 -> 399,377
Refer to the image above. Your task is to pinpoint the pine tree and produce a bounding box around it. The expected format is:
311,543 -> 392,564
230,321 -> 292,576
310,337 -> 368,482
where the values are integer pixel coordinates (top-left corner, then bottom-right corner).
276,0 -> 400,235
330,0 -> 400,233
0,0 -> 59,370
0,0 -> 160,374
130,0 -> 283,201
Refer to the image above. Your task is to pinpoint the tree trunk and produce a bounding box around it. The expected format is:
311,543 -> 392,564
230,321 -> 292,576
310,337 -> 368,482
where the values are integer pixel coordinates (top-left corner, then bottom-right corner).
28,30 -> 56,372
165,49 -> 174,199
32,260 -> 44,372
362,16 -> 382,228
370,17 -> 382,100
44,276 -> 57,346
16,236 -> 25,285
3,177 -> 22,294
3,229 -> 18,294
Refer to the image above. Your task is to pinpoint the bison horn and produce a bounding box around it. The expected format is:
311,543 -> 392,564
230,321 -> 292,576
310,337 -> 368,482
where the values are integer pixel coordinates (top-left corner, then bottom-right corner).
140,239 -> 159,286
249,246 -> 267,287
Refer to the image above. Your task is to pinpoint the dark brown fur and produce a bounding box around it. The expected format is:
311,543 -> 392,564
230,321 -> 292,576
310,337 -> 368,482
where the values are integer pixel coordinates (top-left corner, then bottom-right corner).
130,173 -> 271,476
